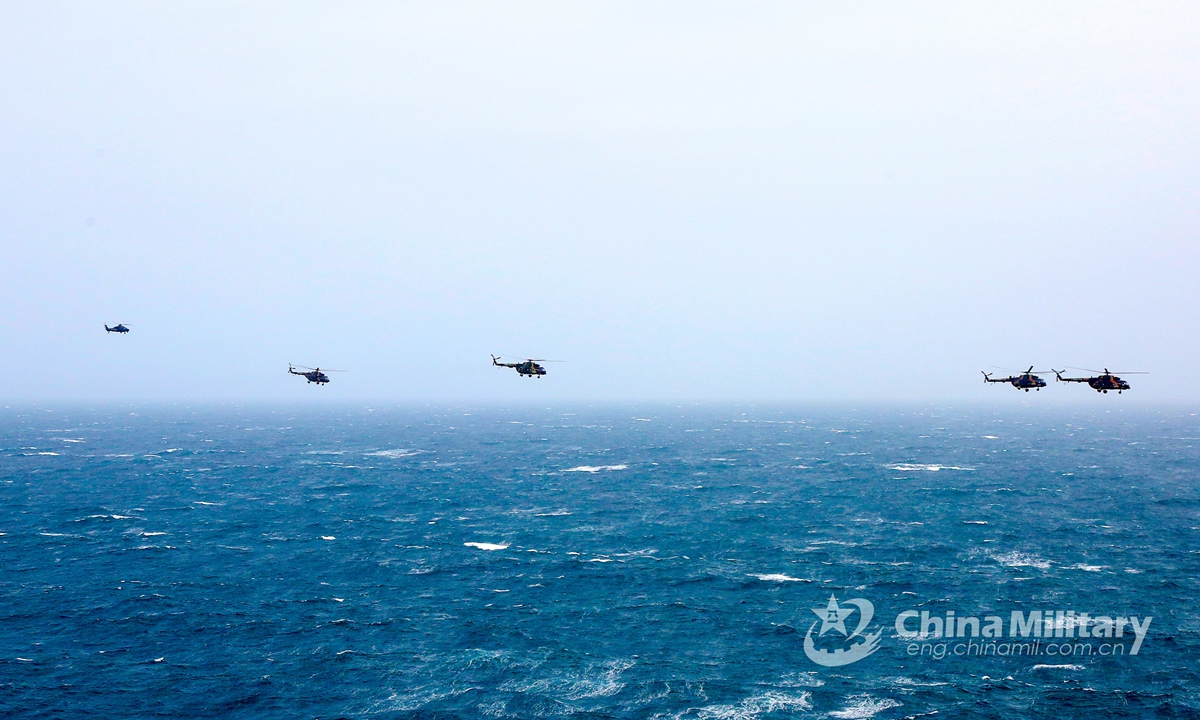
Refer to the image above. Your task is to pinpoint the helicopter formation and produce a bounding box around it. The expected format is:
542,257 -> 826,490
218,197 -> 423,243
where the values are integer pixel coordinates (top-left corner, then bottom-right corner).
983,367 -> 1146,394
108,325 -> 1143,394
106,324 -> 566,387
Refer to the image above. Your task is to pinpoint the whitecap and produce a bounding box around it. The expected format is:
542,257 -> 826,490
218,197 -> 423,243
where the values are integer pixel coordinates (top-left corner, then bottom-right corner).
563,464 -> 628,473
141,532 -> 167,537
778,672 -> 824,688
321,536 -> 336,541
829,695 -> 902,719
1032,664 -> 1084,671
1067,563 -> 1104,572
750,573 -> 811,583
194,501 -> 222,506
964,520 -> 988,525
693,691 -> 812,719
58,438 -> 85,443
992,551 -> 1051,570
886,463 -> 973,472
464,542 -> 509,551
364,449 -> 424,459
37,452 -> 60,456
502,658 -> 633,701
534,510 -> 573,517
983,435 -> 1000,439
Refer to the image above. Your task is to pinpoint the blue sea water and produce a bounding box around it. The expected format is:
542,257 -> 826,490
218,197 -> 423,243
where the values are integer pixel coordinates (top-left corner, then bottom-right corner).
2,405 -> 1199,718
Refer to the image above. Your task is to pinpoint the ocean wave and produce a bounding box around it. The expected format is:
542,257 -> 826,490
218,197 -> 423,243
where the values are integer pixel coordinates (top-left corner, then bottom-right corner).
692,691 -> 812,719
828,695 -> 901,719
1067,563 -> 1104,572
534,510 -> 573,517
992,551 -> 1051,570
503,658 -> 633,701
364,449 -> 424,459
749,573 -> 811,583
1032,664 -> 1084,670
778,672 -> 824,688
464,542 -> 509,551
563,464 -> 628,473
885,463 -> 973,472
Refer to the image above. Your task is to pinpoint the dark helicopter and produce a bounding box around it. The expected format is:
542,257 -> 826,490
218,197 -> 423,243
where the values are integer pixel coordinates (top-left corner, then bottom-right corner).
105,324 -> 130,334
1053,368 -> 1145,394
289,364 -> 344,385
982,366 -> 1048,391
491,354 -> 562,378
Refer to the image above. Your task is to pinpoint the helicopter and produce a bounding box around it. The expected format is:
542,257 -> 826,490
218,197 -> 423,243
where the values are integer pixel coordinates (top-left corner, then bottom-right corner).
491,354 -> 562,378
1053,368 -> 1145,394
104,324 -> 130,334
288,364 -> 344,385
982,366 -> 1048,391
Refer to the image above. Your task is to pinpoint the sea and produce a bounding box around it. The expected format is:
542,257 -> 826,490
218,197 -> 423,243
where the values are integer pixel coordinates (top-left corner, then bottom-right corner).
2,405 -> 1198,718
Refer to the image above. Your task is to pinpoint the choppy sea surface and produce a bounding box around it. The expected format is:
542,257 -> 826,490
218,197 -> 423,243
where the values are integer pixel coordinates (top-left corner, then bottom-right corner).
2,405 -> 1199,718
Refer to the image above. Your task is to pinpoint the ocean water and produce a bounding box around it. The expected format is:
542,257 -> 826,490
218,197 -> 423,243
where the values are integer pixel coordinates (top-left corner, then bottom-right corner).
2,405 -> 1199,718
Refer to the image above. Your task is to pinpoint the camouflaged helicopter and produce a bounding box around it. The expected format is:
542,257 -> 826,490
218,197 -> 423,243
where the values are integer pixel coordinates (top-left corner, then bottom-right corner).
491,354 -> 562,378
1053,368 -> 1146,394
982,366 -> 1048,392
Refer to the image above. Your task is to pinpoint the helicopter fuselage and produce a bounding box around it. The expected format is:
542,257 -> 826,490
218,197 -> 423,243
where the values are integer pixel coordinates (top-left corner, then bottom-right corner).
289,366 -> 330,384
1054,370 -> 1132,394
983,370 -> 1046,391
508,361 -> 546,377
492,356 -> 547,377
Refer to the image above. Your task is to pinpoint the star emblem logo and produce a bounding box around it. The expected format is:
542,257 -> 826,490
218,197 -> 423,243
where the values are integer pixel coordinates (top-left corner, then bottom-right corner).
802,594 -> 882,667
812,594 -> 855,637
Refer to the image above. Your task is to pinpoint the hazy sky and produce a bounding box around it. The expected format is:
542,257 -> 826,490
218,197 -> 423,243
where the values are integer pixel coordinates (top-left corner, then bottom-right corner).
3,2 -> 1198,404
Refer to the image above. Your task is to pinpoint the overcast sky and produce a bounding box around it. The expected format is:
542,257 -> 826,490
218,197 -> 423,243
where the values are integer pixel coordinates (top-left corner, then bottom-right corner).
2,2 -> 1198,404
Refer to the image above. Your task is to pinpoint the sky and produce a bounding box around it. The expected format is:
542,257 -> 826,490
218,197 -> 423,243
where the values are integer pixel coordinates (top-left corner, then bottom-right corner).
2,2 -> 1198,404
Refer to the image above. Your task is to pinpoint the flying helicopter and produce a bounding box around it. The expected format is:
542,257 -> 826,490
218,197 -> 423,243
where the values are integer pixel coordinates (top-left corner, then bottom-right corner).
1053,368 -> 1146,394
104,324 -> 130,334
491,354 -> 562,378
982,366 -> 1048,391
288,364 -> 344,385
